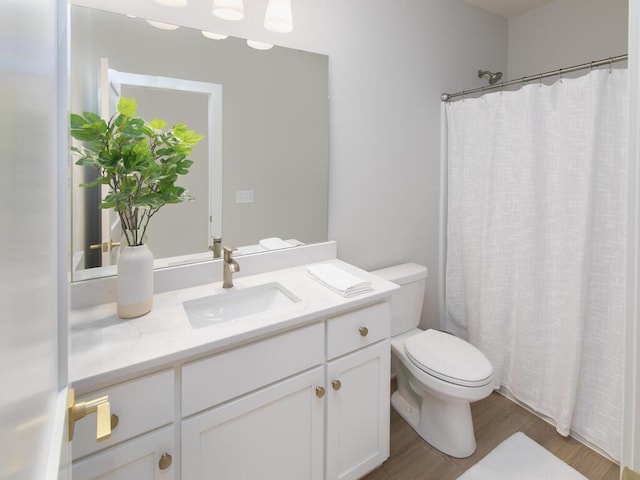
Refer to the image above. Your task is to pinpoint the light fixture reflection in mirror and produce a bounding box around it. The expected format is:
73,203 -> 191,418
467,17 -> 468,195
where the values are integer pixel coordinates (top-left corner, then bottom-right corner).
70,6 -> 329,282
212,0 -> 244,21
247,39 -> 274,50
146,19 -> 180,30
153,0 -> 188,7
201,31 -> 228,40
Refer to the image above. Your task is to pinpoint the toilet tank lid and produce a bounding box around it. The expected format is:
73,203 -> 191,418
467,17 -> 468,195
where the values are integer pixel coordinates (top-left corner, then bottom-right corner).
371,263 -> 428,285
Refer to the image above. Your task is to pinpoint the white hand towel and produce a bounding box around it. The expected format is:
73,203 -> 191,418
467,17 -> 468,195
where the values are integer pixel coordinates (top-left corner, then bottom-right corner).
259,237 -> 293,250
307,264 -> 373,297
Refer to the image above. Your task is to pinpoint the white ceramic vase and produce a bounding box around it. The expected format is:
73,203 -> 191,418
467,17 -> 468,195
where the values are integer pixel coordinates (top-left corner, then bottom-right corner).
117,244 -> 154,319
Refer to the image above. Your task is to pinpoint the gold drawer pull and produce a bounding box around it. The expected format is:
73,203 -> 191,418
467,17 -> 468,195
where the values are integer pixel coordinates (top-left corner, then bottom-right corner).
359,326 -> 369,337
159,453 -> 173,470
332,379 -> 342,391
315,386 -> 326,398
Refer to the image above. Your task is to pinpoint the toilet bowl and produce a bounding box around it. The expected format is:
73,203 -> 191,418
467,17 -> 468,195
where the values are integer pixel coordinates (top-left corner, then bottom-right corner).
372,264 -> 494,458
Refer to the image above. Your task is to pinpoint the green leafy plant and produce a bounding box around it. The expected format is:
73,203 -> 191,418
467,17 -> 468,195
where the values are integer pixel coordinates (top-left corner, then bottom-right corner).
70,98 -> 203,247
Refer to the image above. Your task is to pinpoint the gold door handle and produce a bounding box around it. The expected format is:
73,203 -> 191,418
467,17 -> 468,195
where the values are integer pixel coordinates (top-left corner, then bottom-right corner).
67,388 -> 112,442
331,380 -> 342,391
315,386 -> 326,398
359,326 -> 369,337
159,453 -> 173,470
89,240 -> 121,253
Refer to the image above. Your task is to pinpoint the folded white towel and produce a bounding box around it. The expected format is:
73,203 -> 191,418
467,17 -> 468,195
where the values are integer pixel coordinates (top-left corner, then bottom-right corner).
235,244 -> 265,255
259,237 -> 293,250
307,264 -> 373,298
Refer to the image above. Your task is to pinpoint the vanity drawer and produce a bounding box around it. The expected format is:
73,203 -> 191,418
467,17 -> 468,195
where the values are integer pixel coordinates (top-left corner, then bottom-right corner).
72,370 -> 175,460
327,302 -> 390,360
182,322 -> 325,417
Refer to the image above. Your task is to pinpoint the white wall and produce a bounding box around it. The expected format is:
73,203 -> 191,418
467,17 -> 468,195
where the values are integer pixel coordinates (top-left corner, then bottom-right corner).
0,0 -> 65,477
70,0 -> 508,328
508,0 -> 628,78
323,1 -> 507,329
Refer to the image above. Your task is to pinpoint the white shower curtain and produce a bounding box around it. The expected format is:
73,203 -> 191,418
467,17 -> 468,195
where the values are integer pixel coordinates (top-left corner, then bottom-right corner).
444,68 -> 628,460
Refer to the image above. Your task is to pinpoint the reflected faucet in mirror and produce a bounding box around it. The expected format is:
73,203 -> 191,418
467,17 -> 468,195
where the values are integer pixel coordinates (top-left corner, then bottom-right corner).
222,247 -> 240,288
209,236 -> 222,259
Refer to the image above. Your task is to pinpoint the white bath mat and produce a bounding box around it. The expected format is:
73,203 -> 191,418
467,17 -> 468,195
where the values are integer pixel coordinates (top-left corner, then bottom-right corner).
457,432 -> 587,480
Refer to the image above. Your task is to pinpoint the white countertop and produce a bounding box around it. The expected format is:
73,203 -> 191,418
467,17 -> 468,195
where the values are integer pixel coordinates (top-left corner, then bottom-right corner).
70,259 -> 398,392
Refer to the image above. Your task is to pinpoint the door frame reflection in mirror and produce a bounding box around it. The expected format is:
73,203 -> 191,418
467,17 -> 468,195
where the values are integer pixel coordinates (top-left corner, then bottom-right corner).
72,68 -> 222,282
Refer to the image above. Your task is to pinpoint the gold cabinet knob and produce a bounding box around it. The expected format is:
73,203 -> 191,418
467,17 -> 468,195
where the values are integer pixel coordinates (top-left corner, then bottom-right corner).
67,388 -> 111,442
359,326 -> 369,337
331,380 -> 342,391
111,414 -> 119,430
158,453 -> 173,470
315,386 -> 326,398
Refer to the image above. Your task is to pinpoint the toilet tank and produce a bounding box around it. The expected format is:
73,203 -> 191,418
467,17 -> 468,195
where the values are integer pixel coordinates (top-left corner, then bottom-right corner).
371,263 -> 428,336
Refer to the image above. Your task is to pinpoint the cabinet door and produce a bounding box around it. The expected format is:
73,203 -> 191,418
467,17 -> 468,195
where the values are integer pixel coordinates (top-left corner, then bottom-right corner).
326,341 -> 390,480
182,366 -> 325,480
72,426 -> 174,480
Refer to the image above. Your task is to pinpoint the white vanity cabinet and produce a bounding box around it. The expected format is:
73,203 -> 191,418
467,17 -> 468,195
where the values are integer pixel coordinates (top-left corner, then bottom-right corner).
71,293 -> 393,480
325,303 -> 391,480
179,302 -> 391,480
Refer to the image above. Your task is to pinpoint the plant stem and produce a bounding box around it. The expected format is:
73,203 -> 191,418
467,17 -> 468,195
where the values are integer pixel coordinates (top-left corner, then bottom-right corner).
119,212 -> 134,246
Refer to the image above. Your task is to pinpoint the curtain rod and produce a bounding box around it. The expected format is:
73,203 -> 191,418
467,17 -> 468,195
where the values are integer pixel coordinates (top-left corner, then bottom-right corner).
441,54 -> 628,102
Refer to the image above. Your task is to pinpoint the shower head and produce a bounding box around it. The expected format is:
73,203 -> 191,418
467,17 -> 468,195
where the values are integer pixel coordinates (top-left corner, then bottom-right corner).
478,69 -> 503,85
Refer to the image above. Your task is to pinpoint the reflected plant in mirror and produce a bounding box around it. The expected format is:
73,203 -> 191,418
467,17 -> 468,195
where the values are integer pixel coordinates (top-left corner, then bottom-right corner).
70,97 -> 204,247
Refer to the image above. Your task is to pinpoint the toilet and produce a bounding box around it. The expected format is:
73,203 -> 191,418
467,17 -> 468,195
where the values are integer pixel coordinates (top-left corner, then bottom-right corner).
372,263 -> 494,458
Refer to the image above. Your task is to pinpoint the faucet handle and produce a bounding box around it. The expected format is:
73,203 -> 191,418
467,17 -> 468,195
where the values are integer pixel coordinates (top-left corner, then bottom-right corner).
223,246 -> 237,262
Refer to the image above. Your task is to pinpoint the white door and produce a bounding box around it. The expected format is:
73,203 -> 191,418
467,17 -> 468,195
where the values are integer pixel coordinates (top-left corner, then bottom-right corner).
0,0 -> 72,478
326,342 -> 391,480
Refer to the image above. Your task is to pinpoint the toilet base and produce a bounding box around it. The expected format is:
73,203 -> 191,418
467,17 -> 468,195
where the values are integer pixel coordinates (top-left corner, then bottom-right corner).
391,389 -> 420,428
391,385 -> 477,458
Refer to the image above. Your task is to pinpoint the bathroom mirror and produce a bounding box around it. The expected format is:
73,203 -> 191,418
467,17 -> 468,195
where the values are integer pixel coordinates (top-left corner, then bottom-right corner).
70,5 -> 329,281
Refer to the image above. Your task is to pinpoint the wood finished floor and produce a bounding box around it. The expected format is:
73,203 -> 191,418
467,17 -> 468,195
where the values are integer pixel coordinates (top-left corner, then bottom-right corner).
363,390 -> 619,480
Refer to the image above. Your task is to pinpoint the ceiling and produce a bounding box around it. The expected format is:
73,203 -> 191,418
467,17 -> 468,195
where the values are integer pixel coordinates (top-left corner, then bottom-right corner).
464,0 -> 554,18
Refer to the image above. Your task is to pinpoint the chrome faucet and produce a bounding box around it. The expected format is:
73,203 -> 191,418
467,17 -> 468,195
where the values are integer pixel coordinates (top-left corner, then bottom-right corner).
222,246 -> 240,288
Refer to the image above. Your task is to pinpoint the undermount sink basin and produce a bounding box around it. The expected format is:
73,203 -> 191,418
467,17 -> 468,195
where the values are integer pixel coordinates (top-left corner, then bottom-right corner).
183,282 -> 301,328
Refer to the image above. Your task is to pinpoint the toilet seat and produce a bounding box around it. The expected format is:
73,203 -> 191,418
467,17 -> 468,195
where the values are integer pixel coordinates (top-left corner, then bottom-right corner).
404,329 -> 493,388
